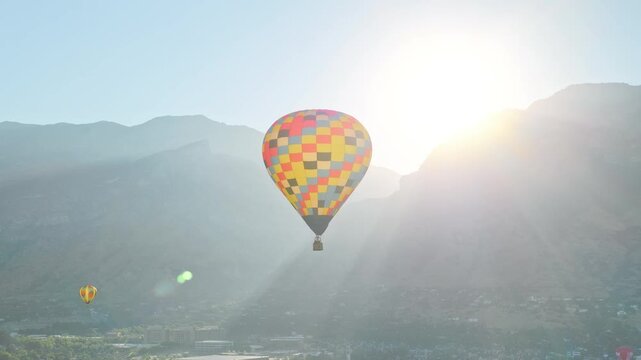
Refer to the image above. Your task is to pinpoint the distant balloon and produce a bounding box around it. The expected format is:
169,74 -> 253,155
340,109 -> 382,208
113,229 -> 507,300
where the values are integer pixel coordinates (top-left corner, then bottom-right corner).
262,109 -> 372,251
79,284 -> 97,305
616,346 -> 633,360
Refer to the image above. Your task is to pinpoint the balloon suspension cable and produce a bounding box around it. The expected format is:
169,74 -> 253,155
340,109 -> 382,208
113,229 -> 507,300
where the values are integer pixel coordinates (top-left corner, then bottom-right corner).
313,235 -> 323,251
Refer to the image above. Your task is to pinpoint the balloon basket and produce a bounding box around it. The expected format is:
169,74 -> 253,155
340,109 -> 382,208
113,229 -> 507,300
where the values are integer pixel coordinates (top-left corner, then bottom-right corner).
313,236 -> 323,251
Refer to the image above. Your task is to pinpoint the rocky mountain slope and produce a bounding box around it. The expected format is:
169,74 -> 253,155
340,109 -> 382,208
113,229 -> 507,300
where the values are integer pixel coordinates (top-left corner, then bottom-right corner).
232,83 -> 641,339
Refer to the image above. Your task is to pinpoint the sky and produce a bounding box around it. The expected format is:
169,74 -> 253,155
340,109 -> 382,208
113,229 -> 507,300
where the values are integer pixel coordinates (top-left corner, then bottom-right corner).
1,0 -> 641,173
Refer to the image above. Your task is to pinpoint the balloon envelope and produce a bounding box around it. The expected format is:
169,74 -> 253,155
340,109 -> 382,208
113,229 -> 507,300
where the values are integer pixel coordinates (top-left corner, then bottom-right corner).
79,284 -> 97,304
262,109 -> 372,236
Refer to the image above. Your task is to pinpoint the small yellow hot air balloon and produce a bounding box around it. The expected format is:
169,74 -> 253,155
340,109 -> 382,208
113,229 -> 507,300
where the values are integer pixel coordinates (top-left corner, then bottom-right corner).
262,109 -> 372,251
79,284 -> 97,304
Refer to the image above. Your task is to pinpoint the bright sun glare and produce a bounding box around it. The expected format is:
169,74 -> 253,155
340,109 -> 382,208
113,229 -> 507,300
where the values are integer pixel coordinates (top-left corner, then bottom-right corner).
372,33 -> 519,173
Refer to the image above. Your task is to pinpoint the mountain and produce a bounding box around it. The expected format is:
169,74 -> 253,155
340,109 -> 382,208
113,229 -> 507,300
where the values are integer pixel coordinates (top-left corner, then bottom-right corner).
1,84 -> 640,344
349,166 -> 400,202
0,115 -> 399,330
0,115 -> 263,184
0,139 -> 315,327
231,83 -> 641,340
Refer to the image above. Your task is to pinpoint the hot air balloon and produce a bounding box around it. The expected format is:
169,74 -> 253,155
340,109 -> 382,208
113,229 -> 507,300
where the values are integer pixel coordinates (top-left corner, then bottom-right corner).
79,284 -> 97,304
616,346 -> 633,360
262,109 -> 372,251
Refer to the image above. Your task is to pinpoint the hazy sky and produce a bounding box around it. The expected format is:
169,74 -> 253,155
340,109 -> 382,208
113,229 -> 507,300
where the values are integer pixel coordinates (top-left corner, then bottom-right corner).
2,1 -> 640,173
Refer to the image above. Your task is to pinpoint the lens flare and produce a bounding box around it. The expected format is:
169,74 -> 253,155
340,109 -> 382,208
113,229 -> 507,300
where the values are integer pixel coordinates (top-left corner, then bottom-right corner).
177,271 -> 193,284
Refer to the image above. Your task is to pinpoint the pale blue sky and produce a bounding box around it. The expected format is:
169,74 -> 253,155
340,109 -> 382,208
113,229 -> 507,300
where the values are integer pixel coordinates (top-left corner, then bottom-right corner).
2,1 -> 640,173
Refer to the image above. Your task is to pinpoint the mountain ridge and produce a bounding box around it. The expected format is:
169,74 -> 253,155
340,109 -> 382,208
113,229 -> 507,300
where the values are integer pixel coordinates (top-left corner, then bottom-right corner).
230,83 -> 641,338
0,114 -> 264,184
1,83 -> 639,339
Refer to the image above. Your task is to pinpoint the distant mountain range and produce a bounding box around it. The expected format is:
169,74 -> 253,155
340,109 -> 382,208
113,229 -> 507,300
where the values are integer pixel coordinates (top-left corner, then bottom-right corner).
229,83 -> 641,339
0,113 -> 399,329
0,115 -> 261,184
1,84 -> 640,343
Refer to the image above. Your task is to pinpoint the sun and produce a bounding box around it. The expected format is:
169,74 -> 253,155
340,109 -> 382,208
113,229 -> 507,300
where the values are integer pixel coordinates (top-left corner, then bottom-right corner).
369,33 -> 519,173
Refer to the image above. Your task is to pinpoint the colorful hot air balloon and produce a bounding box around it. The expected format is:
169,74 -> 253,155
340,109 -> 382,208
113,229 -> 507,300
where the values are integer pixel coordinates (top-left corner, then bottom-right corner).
616,346 -> 634,360
262,109 -> 372,251
79,284 -> 97,304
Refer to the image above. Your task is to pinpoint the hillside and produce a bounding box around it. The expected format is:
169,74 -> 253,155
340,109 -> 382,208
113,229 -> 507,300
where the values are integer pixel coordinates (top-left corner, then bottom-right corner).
231,83 -> 641,340
1,84 -> 639,342
0,116 -> 399,330
0,140 -> 311,327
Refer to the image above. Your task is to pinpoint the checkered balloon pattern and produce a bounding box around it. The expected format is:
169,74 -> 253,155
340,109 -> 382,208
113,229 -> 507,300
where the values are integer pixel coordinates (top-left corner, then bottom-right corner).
262,110 -> 372,218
